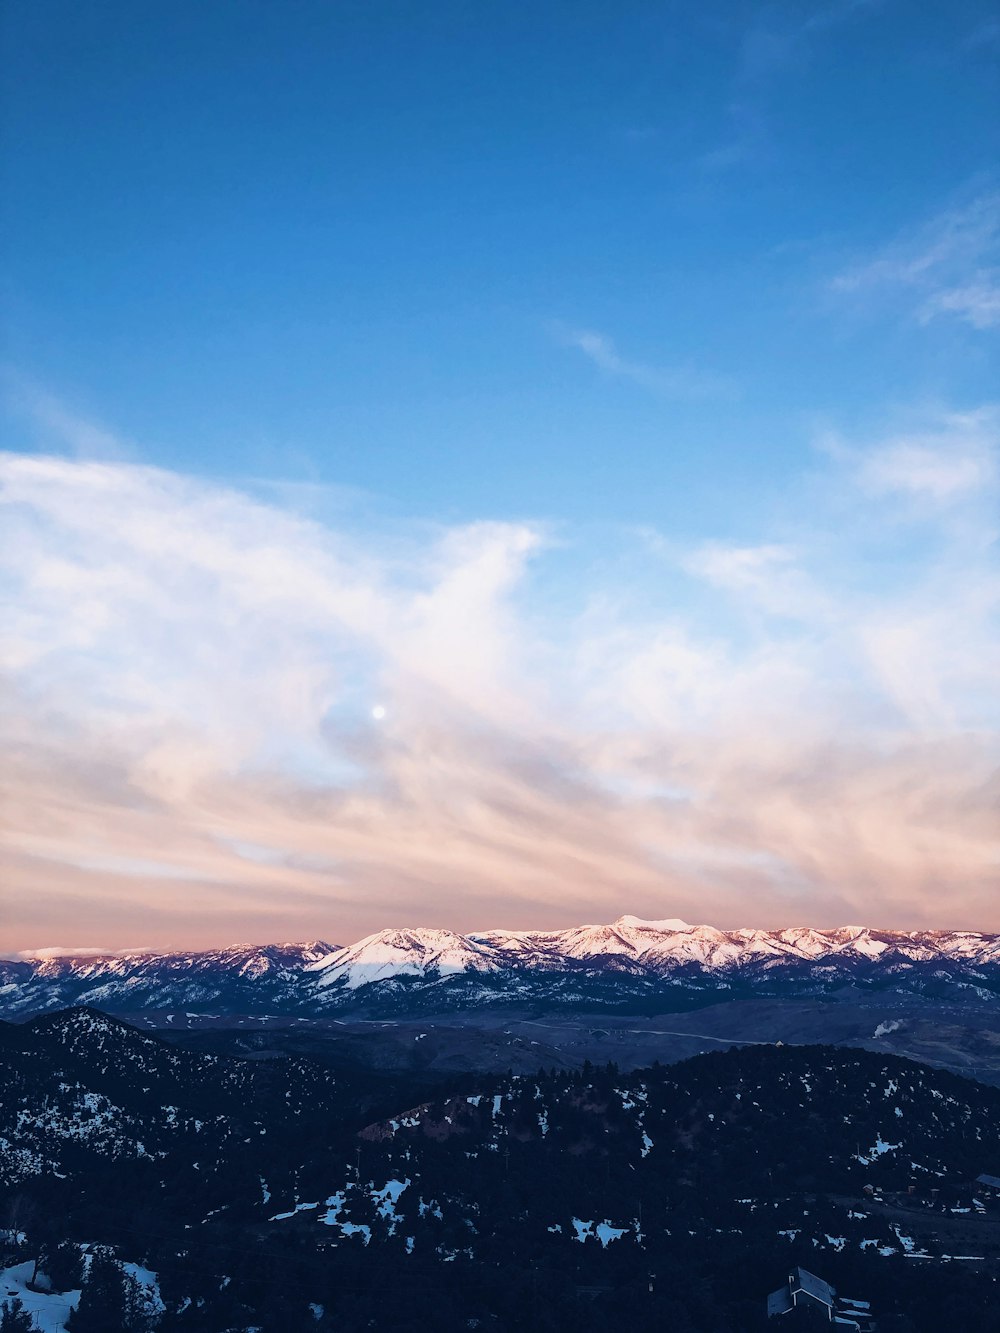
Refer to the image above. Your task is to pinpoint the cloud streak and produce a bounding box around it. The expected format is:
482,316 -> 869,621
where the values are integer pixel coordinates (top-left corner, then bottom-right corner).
701,0 -> 883,172
555,326 -> 732,398
831,189 -> 1000,329
822,406 -> 999,504
1,406 -> 998,947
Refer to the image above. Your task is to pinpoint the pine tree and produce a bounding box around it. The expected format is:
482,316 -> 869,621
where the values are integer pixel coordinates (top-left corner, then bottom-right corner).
68,1252 -> 132,1332
26,1215 -> 59,1288
44,1240 -> 84,1293
0,1299 -> 34,1333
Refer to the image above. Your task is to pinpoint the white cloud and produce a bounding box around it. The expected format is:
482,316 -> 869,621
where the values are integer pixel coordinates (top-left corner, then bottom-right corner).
825,406 -> 999,504
681,542 -> 831,622
1,370 -> 135,459
859,441 -> 993,500
919,272 -> 1000,330
554,326 -> 732,398
831,190 -> 1000,329
0,402 -> 998,945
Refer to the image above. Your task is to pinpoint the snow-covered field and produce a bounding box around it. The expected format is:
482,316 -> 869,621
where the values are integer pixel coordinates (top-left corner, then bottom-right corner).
0,1256 -> 162,1332
0,1262 -> 79,1332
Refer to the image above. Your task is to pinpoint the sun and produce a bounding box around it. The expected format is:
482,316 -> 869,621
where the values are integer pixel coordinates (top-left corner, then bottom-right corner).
371,704 -> 387,720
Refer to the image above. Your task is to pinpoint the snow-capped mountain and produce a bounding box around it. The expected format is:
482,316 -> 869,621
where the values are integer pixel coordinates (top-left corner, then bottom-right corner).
310,928 -> 503,990
305,917 -> 1000,1002
2,919 -> 999,1019
0,941 -> 334,1018
471,917 -> 1000,971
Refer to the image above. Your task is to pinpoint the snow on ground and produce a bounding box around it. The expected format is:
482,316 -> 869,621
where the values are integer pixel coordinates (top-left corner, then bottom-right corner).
339,1222 -> 371,1243
571,1219 -> 628,1246
366,1178 -> 411,1233
0,1262 -> 79,1332
371,1178 -> 410,1228
122,1262 -> 165,1318
854,1135 -> 902,1165
269,1201 -> 319,1220
860,1239 -> 897,1256
319,1190 -> 346,1225
891,1228 -> 930,1258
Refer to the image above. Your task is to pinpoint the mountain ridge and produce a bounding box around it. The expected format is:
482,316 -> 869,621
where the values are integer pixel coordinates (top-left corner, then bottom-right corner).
3,917 -> 999,1020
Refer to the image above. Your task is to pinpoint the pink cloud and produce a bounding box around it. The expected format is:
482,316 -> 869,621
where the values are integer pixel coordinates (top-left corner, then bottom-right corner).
0,411 -> 998,949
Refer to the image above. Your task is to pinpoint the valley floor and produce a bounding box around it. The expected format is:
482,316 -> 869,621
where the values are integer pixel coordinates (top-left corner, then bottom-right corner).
137,989 -> 1000,1087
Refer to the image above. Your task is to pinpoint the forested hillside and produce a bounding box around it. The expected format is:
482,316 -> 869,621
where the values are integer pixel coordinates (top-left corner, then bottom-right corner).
2,1011 -> 999,1329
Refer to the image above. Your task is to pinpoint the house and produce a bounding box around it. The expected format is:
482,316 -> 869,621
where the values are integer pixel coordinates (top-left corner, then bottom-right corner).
767,1267 -> 837,1320
974,1173 -> 1000,1192
767,1267 -> 875,1330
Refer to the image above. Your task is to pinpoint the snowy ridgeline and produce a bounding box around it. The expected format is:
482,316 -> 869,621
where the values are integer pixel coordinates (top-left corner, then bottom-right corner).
308,919 -> 1000,992
3,918 -> 1000,1019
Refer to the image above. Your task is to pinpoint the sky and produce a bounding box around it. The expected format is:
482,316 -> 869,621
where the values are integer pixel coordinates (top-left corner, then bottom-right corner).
1,0 -> 998,950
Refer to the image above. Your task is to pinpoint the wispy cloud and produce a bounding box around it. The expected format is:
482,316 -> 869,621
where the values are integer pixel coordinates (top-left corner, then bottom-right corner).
831,189 -> 1000,329
702,0 -> 882,172
965,19 -> 1000,50
554,326 -> 732,398
920,276 -> 1000,331
683,542 -> 796,590
822,405 -> 999,503
1,369 -> 135,459
681,542 -> 832,623
0,400 -> 997,946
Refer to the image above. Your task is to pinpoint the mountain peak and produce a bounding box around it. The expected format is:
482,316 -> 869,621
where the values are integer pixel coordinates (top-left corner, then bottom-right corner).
614,915 -> 692,932
312,926 -> 499,991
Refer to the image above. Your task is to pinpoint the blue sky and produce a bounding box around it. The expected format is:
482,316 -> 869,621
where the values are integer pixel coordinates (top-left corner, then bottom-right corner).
1,1 -> 998,946
4,0 -> 996,524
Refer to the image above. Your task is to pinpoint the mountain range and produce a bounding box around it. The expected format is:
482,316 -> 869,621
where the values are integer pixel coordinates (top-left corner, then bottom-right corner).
2,917 -> 999,1019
